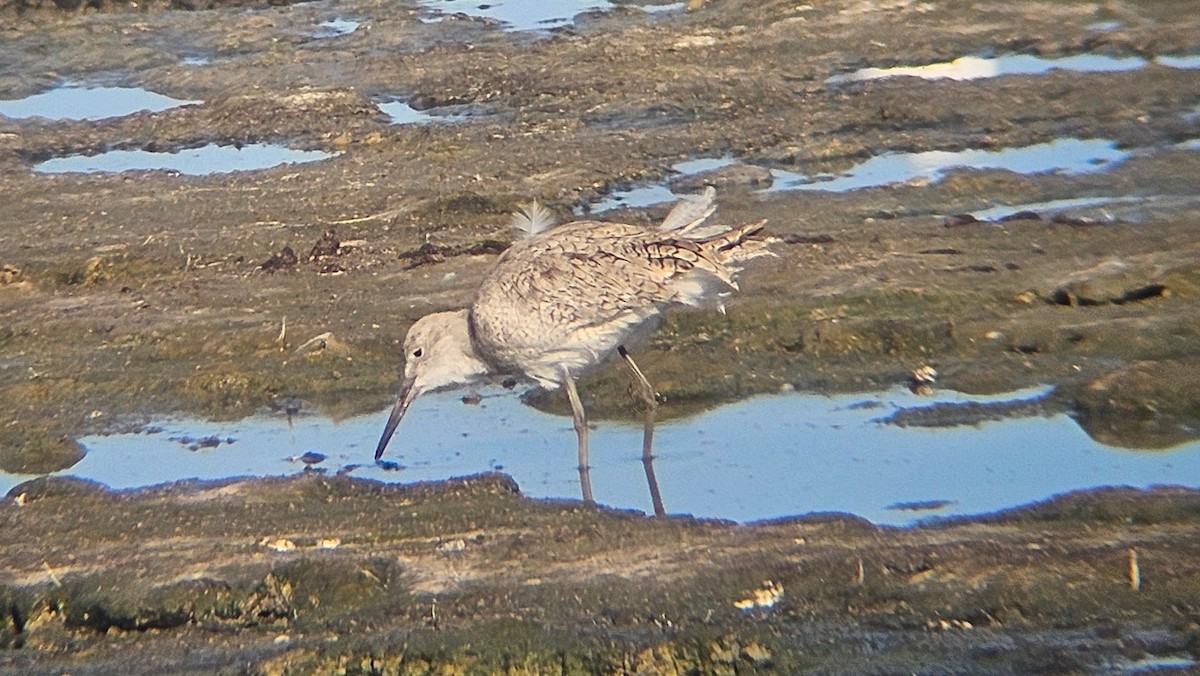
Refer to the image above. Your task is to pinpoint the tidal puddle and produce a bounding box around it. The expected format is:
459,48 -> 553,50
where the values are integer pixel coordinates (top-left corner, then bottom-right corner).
377,99 -> 472,125
585,138 -> 1147,207
314,17 -> 361,38
828,53 -> 1200,83
4,386 -> 1198,526
584,156 -> 737,212
419,0 -> 614,32
768,138 -> 1129,192
33,143 -> 337,175
1120,655 -> 1199,673
1157,55 -> 1200,69
0,84 -> 200,122
968,195 -> 1141,222
642,2 -> 685,14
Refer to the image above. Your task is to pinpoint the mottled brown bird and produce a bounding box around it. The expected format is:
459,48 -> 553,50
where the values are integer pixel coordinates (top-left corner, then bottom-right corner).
374,188 -> 773,507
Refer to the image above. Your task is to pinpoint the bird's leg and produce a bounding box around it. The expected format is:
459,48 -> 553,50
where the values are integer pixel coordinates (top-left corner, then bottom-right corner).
561,366 -> 594,505
618,345 -> 665,517
618,346 -> 658,458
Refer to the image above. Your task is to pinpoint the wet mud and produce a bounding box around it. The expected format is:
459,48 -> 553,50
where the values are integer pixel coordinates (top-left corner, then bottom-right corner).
4,475 -> 1200,673
2,0 -> 1200,670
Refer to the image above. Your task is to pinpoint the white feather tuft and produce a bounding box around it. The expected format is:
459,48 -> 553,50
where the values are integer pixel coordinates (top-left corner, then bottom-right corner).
670,268 -> 734,308
510,200 -> 557,237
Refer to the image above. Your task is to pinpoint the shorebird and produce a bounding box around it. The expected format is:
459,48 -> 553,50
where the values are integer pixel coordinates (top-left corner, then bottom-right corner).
373,188 -> 773,510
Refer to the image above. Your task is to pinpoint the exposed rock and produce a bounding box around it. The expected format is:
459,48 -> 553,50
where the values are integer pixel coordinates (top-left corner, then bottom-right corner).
1048,260 -> 1169,306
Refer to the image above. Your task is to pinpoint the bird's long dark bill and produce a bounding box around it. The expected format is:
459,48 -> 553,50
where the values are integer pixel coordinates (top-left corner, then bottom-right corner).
374,378 -> 420,460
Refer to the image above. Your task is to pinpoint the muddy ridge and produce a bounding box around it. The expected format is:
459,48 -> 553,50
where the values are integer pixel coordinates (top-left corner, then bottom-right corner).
4,475 -> 1200,673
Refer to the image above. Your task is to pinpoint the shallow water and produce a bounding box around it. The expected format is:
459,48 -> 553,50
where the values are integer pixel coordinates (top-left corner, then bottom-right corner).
768,138 -> 1130,192
585,138 -> 1156,207
33,143 -> 337,175
1121,656 -> 1199,673
377,99 -> 472,125
584,156 -> 738,212
314,17 -> 361,38
590,183 -> 678,212
1156,55 -> 1200,69
418,0 -> 614,32
378,100 -> 436,124
828,53 -> 1200,83
960,195 -> 1200,223
642,2 -> 685,14
0,84 -> 200,121
968,196 -> 1130,221
5,386 -> 1198,526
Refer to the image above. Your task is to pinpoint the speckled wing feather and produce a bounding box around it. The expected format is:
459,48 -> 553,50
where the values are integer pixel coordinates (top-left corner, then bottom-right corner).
658,186 -> 716,233
469,218 -> 768,387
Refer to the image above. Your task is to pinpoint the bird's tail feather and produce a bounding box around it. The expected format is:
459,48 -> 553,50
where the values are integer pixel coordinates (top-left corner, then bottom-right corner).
700,219 -> 771,255
510,200 -> 557,237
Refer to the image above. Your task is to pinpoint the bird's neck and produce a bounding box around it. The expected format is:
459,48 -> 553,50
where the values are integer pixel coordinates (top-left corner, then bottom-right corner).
455,309 -> 494,379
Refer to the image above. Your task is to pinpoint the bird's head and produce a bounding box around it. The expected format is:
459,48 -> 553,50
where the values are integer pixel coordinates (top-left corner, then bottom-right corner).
374,309 -> 489,459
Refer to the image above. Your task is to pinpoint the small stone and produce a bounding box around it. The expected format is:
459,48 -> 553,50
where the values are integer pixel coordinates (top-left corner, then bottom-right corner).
0,263 -> 23,285
266,538 -> 296,552
741,642 -> 772,665
942,213 -> 979,227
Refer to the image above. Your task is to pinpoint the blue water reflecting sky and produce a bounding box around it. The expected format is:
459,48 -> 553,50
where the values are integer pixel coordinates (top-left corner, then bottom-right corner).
768,138 -> 1130,192
828,53 -> 1200,83
0,85 -> 198,121
419,0 -> 614,32
4,386 -> 1197,526
34,143 -> 336,175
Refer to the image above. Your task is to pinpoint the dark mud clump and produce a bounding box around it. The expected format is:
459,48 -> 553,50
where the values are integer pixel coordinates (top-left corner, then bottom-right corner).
880,390 -> 1062,428
259,245 -> 298,273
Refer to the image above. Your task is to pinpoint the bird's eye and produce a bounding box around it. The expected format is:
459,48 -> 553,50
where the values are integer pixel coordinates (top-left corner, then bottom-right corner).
412,348 -> 423,359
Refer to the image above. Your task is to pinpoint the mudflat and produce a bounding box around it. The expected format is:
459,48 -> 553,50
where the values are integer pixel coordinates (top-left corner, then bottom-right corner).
1,0 -> 1199,671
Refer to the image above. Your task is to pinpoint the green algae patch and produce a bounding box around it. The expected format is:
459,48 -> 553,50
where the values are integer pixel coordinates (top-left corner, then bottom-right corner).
1065,359 -> 1200,450
975,486 -> 1200,526
290,625 -> 797,675
0,426 -> 84,474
